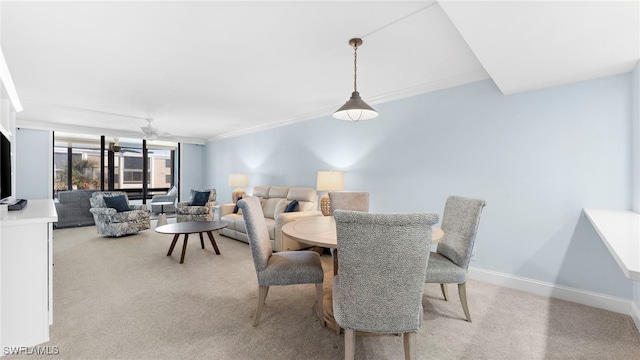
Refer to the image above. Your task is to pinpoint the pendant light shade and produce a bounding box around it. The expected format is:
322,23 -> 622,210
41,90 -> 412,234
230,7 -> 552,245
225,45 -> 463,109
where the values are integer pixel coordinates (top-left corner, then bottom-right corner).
333,91 -> 378,121
333,38 -> 378,122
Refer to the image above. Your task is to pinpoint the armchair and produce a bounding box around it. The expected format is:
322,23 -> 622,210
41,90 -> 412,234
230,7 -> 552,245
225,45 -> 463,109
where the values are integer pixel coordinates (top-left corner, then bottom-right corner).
89,191 -> 150,237
150,186 -> 178,214
176,188 -> 217,222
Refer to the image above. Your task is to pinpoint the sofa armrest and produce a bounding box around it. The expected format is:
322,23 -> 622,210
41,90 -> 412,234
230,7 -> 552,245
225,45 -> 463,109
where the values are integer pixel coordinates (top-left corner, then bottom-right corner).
274,211 -> 324,252
129,204 -> 148,211
89,207 -> 117,216
219,203 -> 236,217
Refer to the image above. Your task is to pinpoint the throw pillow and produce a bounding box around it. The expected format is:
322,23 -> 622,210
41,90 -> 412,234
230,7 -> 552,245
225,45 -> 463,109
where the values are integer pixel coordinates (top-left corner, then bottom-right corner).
233,196 -> 242,214
285,200 -> 299,213
103,195 -> 130,212
190,191 -> 210,206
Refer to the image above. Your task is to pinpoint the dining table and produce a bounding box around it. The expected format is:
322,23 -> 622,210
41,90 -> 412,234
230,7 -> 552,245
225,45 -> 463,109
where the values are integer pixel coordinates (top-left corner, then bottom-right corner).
281,215 -> 444,332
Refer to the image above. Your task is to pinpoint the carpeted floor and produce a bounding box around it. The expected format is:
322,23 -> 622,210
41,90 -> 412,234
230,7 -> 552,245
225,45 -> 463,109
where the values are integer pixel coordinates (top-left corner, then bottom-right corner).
6,220 -> 640,359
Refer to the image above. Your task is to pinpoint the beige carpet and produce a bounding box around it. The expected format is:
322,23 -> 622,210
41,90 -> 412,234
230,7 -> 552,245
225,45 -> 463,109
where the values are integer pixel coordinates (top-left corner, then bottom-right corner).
6,221 -> 640,360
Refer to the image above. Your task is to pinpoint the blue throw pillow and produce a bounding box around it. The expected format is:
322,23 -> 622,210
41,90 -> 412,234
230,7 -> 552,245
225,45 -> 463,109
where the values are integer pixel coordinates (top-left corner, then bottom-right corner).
190,191 -> 210,206
285,200 -> 299,213
233,196 -> 242,214
103,195 -> 130,212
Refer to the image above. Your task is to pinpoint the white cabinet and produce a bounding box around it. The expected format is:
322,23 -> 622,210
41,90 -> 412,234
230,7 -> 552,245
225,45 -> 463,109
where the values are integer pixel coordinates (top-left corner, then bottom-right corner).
0,200 -> 57,349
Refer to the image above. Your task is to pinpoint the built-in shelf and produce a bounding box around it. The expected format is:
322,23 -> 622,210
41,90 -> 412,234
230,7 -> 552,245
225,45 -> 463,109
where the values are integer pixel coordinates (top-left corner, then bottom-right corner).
583,208 -> 640,281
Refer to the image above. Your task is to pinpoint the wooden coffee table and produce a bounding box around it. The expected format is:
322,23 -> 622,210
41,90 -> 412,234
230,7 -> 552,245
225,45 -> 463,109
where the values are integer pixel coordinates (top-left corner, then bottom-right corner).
155,221 -> 227,264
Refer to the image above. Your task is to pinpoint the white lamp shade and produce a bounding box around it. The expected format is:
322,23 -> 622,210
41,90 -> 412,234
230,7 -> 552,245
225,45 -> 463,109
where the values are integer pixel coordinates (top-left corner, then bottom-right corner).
228,173 -> 249,187
316,171 -> 345,191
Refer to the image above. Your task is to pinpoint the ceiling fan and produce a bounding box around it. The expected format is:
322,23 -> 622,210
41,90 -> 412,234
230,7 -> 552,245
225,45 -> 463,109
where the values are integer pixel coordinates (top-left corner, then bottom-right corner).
139,118 -> 172,140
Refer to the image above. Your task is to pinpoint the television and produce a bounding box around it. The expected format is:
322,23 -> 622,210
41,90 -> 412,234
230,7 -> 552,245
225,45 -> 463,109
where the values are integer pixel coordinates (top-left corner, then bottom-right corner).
0,131 -> 11,203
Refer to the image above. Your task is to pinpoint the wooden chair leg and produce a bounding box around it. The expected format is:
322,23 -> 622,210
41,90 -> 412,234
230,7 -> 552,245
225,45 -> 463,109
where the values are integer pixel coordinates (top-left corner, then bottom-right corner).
458,282 -> 471,322
403,332 -> 416,360
344,329 -> 356,360
332,248 -> 339,276
440,283 -> 449,301
316,283 -> 325,327
253,285 -> 269,326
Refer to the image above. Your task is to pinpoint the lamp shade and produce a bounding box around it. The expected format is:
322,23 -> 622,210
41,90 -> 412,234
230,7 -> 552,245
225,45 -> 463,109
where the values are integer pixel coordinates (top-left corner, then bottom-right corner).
333,91 -> 378,121
228,173 -> 249,187
316,171 -> 345,191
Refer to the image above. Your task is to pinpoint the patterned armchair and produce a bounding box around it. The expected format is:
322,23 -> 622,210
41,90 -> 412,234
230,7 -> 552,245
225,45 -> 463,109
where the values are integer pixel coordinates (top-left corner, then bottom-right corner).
176,188 -> 217,222
89,191 -> 150,237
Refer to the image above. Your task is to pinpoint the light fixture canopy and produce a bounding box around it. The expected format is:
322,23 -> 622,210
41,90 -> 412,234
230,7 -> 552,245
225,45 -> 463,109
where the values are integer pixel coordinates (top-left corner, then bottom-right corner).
333,38 -> 378,122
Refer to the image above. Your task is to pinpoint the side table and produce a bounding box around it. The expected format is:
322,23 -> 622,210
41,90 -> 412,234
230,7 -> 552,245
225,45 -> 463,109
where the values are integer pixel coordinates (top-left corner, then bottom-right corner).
150,201 -> 174,227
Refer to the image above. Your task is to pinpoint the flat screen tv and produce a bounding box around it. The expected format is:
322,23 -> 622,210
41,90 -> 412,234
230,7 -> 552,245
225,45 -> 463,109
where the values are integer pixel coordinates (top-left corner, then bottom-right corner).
0,131 -> 11,202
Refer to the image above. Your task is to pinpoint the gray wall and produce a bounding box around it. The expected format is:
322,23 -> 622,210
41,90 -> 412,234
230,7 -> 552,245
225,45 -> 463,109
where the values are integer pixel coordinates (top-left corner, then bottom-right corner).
15,128 -> 50,200
206,74 -> 634,300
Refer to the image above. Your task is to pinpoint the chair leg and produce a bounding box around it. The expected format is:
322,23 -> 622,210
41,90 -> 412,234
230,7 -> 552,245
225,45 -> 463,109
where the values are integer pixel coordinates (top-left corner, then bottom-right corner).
253,285 -> 269,327
316,283 -> 325,327
458,282 -> 471,322
332,248 -> 339,276
344,329 -> 356,360
403,332 -> 417,360
440,283 -> 449,301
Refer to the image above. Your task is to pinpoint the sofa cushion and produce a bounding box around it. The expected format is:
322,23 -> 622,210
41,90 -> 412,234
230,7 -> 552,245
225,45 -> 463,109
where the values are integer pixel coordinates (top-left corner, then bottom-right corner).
252,186 -> 271,198
262,198 -> 285,219
103,195 -> 130,212
287,187 -> 316,202
268,186 -> 290,198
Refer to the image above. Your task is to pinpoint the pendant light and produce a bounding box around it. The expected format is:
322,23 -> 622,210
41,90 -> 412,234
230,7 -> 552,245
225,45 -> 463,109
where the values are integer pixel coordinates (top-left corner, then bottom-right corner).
333,38 -> 378,121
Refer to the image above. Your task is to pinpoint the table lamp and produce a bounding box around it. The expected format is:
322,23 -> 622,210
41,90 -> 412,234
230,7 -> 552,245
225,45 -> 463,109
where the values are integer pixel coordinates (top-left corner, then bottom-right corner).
229,173 -> 249,203
316,170 -> 344,216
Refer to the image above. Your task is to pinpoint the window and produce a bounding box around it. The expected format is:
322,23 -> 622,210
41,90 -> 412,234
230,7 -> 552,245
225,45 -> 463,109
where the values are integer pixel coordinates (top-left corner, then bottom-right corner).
53,132 -> 178,200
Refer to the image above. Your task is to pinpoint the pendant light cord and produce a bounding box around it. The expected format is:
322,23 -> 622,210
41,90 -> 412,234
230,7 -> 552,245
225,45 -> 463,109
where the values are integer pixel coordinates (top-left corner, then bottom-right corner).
353,43 -> 358,92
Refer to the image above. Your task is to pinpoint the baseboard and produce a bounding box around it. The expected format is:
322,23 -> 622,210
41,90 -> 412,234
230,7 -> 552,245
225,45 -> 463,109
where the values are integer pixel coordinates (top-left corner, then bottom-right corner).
468,267 -> 633,317
632,299 -> 640,331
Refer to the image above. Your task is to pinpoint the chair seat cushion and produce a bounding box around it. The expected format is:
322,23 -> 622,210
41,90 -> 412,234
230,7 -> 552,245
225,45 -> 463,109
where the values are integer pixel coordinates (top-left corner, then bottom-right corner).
423,252 -> 467,284
177,205 -> 210,215
257,251 -> 323,286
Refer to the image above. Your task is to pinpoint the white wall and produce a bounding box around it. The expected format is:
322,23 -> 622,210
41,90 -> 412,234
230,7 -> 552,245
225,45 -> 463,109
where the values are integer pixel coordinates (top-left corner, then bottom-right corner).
206,74 -> 634,301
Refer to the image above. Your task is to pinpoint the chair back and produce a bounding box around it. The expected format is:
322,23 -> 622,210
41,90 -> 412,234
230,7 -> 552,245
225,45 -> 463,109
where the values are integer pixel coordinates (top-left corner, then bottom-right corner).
437,196 -> 486,269
237,196 -> 273,272
329,192 -> 369,215
333,210 -> 439,333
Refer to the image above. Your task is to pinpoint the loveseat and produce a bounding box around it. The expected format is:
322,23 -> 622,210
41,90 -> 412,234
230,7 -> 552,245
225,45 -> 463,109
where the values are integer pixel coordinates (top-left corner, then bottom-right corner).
219,186 -> 322,252
54,190 -> 97,229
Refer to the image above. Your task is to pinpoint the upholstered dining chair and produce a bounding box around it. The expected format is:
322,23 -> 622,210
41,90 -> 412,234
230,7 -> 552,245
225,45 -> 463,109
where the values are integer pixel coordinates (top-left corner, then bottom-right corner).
333,210 -> 439,359
328,191 -> 369,275
237,196 -> 325,327
424,195 -> 486,322
328,191 -> 369,215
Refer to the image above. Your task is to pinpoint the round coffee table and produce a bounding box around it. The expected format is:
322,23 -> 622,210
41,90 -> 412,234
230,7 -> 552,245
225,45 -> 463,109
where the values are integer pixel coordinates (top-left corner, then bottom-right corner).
155,221 -> 227,264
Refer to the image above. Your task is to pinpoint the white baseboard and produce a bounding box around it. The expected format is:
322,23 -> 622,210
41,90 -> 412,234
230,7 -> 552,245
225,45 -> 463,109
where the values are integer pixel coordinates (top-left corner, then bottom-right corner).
468,267 -> 633,317
632,299 -> 640,331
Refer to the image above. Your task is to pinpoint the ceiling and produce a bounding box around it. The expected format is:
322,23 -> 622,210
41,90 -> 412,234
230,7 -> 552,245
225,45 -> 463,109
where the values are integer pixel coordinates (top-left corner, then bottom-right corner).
1,1 -> 638,144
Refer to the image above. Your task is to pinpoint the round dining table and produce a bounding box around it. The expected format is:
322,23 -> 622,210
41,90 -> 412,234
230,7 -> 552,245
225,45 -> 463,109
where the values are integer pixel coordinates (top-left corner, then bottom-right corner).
281,215 -> 444,333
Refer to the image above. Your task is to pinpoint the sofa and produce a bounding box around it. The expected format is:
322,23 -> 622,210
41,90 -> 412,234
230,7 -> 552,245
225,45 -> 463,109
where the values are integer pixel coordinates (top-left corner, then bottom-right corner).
219,186 -> 323,252
54,190 -> 97,229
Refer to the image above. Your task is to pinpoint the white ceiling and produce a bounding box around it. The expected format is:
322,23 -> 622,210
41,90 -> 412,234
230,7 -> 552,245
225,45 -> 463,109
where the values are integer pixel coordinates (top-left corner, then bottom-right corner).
1,1 -> 638,144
